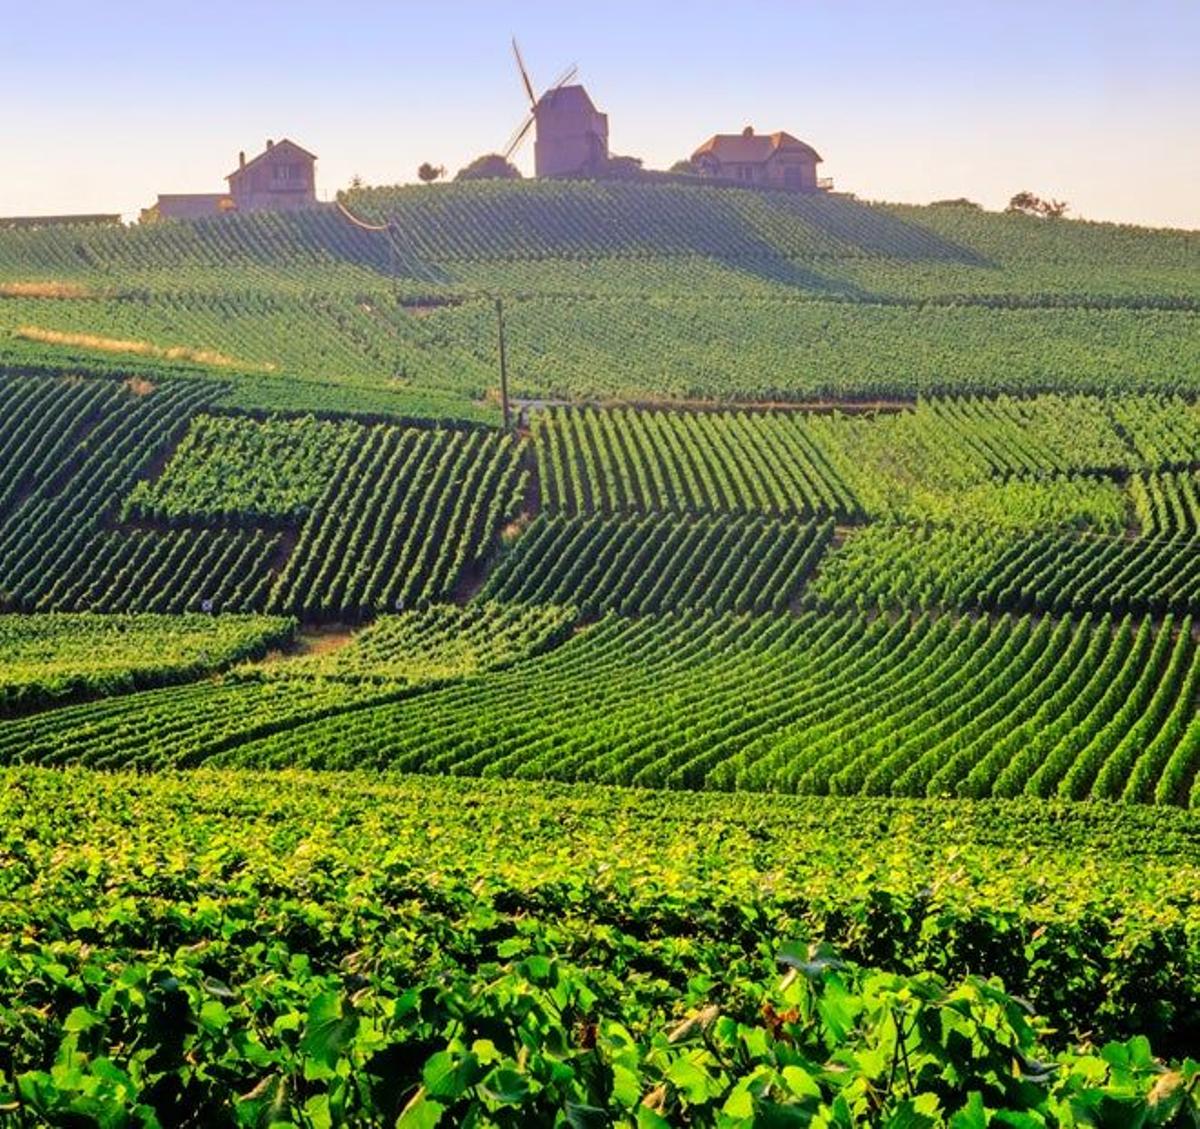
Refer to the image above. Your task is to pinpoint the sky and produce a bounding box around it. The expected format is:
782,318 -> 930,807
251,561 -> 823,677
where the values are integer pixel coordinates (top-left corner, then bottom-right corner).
2,0 -> 1198,228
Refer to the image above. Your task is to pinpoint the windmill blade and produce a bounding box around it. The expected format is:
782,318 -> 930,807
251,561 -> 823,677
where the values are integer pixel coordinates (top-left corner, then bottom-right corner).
511,37 -> 538,109
503,112 -> 536,160
548,64 -> 578,92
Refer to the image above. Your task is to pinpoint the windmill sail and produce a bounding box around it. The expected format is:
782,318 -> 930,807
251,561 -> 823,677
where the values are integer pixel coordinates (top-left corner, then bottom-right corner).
512,37 -> 538,110
503,114 -> 537,160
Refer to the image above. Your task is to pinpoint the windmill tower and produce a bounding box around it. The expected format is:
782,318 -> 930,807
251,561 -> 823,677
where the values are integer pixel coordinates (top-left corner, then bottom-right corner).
504,39 -> 609,178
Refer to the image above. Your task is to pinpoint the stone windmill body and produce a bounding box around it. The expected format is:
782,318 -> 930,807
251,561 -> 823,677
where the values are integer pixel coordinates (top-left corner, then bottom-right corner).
504,40 -> 609,178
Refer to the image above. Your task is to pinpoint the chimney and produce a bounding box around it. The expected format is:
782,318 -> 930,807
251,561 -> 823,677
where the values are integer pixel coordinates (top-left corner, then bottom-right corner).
238,151 -> 246,169
266,139 -> 274,149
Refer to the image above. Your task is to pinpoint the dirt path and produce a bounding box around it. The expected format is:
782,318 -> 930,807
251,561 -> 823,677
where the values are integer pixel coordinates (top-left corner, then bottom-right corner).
514,395 -> 914,416
260,624 -> 359,665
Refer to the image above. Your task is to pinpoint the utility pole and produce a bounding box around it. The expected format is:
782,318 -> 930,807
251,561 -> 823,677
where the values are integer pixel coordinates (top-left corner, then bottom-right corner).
495,297 -> 511,432
387,224 -> 398,296
353,205 -> 512,430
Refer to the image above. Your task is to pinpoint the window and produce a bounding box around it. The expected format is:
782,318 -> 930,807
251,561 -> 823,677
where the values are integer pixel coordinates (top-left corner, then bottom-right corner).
272,163 -> 302,183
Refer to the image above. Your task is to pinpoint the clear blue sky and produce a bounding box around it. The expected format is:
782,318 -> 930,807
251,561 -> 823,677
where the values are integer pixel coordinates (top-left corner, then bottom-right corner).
3,0 -> 1197,228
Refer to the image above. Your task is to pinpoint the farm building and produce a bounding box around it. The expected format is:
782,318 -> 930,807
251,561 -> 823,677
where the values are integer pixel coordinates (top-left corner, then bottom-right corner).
691,127 -> 828,191
147,139 -> 318,221
0,214 -> 122,228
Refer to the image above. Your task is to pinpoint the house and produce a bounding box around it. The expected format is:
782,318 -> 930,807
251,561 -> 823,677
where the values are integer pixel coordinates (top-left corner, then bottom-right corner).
690,127 -> 826,191
227,139 -> 317,211
534,86 -> 609,178
148,139 -> 317,222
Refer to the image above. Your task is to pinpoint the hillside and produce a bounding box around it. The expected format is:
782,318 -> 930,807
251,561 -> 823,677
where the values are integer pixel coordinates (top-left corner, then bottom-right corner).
9,181 -> 1200,1122
10,370 -> 1200,805
1,181 -> 1197,420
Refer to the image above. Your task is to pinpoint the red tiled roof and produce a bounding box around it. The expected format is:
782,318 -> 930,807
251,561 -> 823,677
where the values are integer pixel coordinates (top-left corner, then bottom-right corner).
691,130 -> 821,165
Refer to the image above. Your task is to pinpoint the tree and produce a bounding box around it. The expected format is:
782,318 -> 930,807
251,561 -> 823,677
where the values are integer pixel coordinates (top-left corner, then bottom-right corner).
417,163 -> 446,184
669,159 -> 697,175
604,155 -> 644,179
348,174 -> 364,190
455,154 -> 522,181
1007,191 -> 1068,219
930,197 -> 982,210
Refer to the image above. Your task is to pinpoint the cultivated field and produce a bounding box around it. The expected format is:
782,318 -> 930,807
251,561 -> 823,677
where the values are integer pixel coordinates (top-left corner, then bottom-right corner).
3,182 -> 1200,1124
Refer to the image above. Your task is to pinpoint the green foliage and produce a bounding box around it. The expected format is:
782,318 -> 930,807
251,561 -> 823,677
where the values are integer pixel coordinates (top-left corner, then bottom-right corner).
801,394 -> 1135,527
3,769 -> 1200,1124
455,154 -> 522,181
0,612 -> 294,715
1132,471 -> 1200,536
533,395 -> 1141,532
0,373 -> 250,613
811,524 -> 1200,615
0,603 -> 575,768
12,609 -> 1175,806
265,426 -> 527,620
127,414 -> 363,523
6,177 -> 1200,1128
342,181 -> 1193,273
1,182 -> 1197,414
417,297 -> 1200,403
0,376 -> 526,618
535,406 -> 862,521
1008,190 -> 1069,219
274,602 -> 578,683
479,514 -> 832,616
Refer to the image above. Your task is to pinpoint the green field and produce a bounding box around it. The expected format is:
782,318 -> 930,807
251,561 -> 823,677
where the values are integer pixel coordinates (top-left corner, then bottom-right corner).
3,183 -> 1200,1124
4,770 -> 1200,1124
0,613 -> 294,715
2,182 -> 1198,418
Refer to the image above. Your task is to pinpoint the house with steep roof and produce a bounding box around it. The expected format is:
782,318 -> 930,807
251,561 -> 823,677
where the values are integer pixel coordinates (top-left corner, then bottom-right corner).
147,139 -> 318,222
691,127 -> 827,191
227,139 -> 317,211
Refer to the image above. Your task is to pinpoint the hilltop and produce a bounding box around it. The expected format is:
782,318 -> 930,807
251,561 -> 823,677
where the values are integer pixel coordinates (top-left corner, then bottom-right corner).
0,180 -> 1197,421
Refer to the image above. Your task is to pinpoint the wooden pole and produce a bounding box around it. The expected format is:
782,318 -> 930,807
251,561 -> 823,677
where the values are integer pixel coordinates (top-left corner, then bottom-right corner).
495,297 -> 511,432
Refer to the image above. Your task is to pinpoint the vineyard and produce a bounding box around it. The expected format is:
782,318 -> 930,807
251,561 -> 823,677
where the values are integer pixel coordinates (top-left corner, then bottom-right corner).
4,770 -> 1200,1125
4,179 -> 1200,1123
271,601 -> 578,683
1,181 -> 1198,417
810,525 -> 1200,614
264,423 -> 526,619
478,514 -> 833,616
5,606 -> 1200,809
207,609 -> 1200,804
534,407 -> 862,519
0,381 -> 527,619
0,612 -> 294,715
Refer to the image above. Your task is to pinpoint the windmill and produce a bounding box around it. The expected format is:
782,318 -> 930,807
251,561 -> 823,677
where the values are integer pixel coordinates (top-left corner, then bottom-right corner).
503,38 -> 609,178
